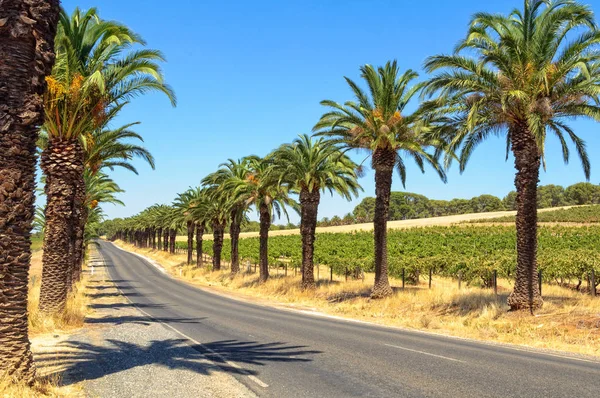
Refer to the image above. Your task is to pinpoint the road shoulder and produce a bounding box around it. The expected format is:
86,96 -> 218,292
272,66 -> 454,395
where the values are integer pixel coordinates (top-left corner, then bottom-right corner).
36,247 -> 256,398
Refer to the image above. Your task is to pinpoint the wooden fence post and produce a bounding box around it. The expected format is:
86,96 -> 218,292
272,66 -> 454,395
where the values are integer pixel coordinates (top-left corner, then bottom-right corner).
538,270 -> 542,296
493,270 -> 498,297
330,267 -> 333,282
429,268 -> 432,289
591,269 -> 596,297
402,268 -> 405,289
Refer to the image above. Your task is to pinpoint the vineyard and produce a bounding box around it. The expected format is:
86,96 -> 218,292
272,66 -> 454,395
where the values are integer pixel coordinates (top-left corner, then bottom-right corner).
177,225 -> 600,290
470,205 -> 600,224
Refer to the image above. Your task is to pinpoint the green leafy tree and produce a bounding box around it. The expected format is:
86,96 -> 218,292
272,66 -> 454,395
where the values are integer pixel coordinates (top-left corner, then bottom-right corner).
565,182 -> 600,205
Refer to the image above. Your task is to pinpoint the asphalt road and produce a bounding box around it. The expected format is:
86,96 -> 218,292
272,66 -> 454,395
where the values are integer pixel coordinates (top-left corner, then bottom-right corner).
97,240 -> 600,398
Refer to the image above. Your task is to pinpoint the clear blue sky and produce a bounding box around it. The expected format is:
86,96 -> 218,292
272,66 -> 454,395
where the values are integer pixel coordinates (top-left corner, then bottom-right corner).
60,0 -> 600,223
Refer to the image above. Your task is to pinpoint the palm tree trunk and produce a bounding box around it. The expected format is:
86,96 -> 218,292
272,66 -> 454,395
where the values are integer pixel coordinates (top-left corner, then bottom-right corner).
507,124 -> 543,311
212,222 -> 224,271
72,205 -> 88,285
259,203 -> 271,283
230,209 -> 241,275
151,228 -> 156,250
186,220 -> 194,265
163,230 -> 169,252
0,0 -> 59,382
196,223 -> 204,266
300,189 -> 320,289
371,148 -> 395,298
40,140 -> 84,314
157,228 -> 163,251
169,228 -> 176,254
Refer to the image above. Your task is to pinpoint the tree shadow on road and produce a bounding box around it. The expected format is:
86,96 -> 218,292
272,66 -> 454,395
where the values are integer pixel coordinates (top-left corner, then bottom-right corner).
84,314 -> 205,326
37,337 -> 321,386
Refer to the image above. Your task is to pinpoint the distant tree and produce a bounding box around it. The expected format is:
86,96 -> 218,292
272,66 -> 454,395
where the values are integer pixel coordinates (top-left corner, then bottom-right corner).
330,215 -> 343,226
342,213 -> 356,225
565,182 -> 600,205
503,191 -> 517,211
470,195 -> 504,213
537,185 -> 566,208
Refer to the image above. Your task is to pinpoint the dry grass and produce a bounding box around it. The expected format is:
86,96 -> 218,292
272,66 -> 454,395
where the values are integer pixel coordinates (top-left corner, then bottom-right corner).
0,374 -> 72,398
116,240 -> 600,357
0,252 -> 90,397
27,251 -> 90,336
177,206 -> 578,241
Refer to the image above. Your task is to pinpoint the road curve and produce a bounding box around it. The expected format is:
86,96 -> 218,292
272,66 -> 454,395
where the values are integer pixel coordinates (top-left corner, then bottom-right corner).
97,240 -> 600,398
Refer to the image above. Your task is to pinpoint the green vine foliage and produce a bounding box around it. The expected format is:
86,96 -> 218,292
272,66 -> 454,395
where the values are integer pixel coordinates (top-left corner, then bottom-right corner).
176,226 -> 600,287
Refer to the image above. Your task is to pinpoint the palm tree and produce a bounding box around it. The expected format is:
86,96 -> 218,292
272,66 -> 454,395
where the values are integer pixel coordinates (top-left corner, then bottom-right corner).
272,135 -> 361,289
227,156 -> 295,282
39,8 -> 175,314
0,0 -> 60,382
174,189 -> 198,265
71,171 -> 123,282
38,122 -> 155,283
423,0 -> 600,311
188,188 -> 209,266
314,61 -> 447,298
202,159 -> 251,275
196,193 -> 229,271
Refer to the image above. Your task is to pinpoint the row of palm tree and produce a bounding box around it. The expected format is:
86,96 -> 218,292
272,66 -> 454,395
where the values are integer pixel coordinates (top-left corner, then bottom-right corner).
102,134 -> 361,288
107,0 -> 600,313
0,6 -> 172,383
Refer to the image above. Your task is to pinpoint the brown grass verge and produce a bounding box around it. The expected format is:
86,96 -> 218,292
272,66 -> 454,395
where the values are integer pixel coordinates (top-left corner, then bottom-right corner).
0,374 -> 71,398
0,251 -> 90,397
115,240 -> 600,357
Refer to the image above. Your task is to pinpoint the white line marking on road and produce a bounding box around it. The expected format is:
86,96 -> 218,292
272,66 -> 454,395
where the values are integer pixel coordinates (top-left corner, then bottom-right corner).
384,344 -> 465,363
99,244 -> 270,389
248,375 -> 269,388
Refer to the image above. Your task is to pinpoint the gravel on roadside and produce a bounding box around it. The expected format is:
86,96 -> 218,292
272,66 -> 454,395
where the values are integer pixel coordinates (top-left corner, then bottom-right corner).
52,249 -> 257,398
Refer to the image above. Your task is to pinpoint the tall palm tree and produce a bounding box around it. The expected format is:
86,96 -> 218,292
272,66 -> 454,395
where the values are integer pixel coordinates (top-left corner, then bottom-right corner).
227,156 -> 295,282
173,189 -> 198,265
196,193 -> 229,271
202,159 -> 251,275
71,171 -> 124,282
272,135 -> 361,289
0,0 -> 60,382
314,61 -> 447,298
188,188 -> 209,266
39,8 -> 175,314
423,0 -> 600,311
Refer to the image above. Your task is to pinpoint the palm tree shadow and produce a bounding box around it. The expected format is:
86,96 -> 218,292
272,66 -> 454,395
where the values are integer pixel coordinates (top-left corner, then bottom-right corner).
37,338 -> 321,386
